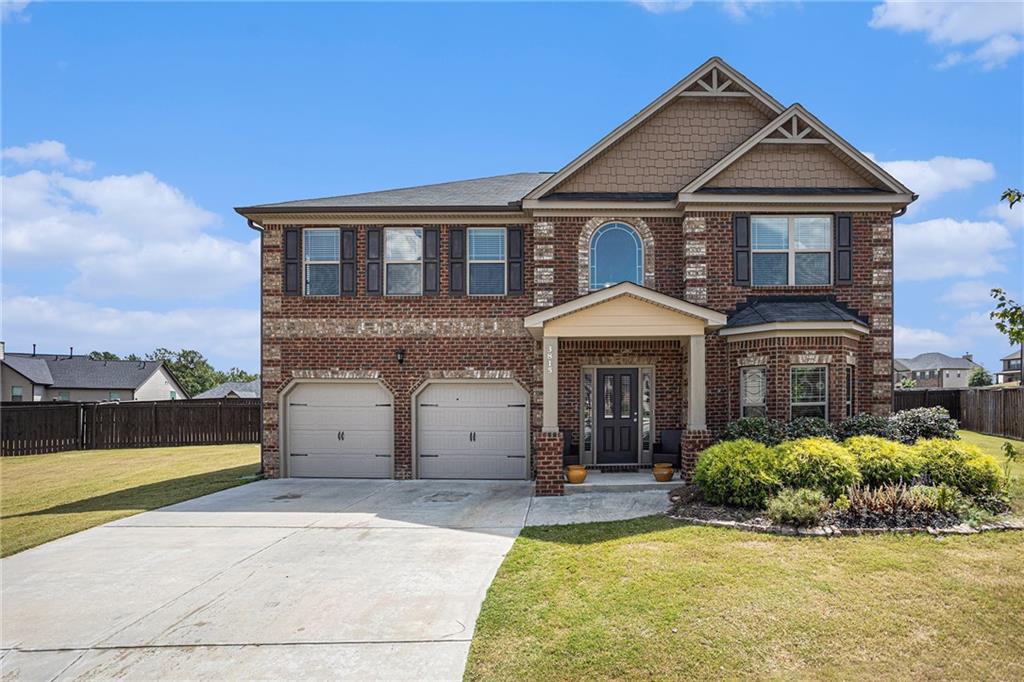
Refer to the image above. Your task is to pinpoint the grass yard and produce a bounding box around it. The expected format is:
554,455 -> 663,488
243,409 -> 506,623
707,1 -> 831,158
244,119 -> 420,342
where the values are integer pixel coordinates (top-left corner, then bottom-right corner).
466,518 -> 1024,681
467,430 -> 1024,680
1,444 -> 260,557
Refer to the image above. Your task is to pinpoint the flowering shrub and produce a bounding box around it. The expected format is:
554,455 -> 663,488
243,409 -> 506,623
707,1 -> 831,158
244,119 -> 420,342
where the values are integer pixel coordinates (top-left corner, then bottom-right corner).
889,407 -> 959,444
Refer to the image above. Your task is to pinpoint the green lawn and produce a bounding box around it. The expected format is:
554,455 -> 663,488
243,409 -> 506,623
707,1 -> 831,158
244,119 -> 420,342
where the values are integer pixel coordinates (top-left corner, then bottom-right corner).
467,429 -> 1024,680
959,429 -> 1024,477
1,444 -> 260,557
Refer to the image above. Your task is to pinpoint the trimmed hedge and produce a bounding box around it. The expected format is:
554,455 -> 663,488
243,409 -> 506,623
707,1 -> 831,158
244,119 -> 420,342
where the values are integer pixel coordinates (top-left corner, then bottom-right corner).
693,439 -> 781,508
843,435 -> 923,487
773,438 -> 862,499
837,413 -> 893,440
721,417 -> 786,446
786,417 -> 835,440
913,438 -> 1004,496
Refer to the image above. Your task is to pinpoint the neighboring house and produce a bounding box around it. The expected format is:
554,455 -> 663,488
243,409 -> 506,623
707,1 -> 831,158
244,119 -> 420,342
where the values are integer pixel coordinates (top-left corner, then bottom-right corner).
0,346 -> 188,402
236,57 -> 914,495
996,349 -> 1022,384
892,352 -> 982,389
194,379 -> 261,399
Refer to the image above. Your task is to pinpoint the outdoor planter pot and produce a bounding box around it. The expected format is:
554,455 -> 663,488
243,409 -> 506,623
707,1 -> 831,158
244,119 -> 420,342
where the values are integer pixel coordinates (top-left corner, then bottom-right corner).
566,465 -> 587,484
653,463 -> 675,482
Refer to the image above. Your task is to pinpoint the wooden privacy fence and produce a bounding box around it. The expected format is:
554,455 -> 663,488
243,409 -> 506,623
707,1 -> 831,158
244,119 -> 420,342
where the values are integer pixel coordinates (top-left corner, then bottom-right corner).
1,398 -> 261,456
894,387 -> 1023,440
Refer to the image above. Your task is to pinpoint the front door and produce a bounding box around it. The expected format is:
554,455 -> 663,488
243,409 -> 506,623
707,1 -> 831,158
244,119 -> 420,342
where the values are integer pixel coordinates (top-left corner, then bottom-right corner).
595,368 -> 639,464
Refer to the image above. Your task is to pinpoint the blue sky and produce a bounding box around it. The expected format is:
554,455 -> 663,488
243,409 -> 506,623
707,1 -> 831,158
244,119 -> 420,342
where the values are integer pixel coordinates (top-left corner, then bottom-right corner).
2,1 -> 1022,373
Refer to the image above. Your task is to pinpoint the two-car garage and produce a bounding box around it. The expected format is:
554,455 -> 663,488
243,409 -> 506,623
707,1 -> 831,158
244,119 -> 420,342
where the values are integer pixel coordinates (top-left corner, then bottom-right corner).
283,380 -> 529,480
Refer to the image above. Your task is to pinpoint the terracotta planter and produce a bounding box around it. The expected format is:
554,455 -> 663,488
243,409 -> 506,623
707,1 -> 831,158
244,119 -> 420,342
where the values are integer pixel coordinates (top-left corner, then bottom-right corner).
652,465 -> 674,482
565,465 -> 587,485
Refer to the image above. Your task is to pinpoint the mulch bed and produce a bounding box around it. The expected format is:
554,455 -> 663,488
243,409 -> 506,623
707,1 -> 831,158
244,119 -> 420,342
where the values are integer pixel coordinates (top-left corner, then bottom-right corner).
666,485 -> 1024,537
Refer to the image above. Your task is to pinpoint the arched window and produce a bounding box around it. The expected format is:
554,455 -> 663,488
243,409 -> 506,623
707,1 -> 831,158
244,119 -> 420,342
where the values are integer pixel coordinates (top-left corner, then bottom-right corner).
589,222 -> 644,290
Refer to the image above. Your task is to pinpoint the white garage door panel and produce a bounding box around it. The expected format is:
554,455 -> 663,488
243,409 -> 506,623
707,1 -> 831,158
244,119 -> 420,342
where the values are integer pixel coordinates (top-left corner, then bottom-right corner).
417,383 -> 528,480
286,383 -> 393,479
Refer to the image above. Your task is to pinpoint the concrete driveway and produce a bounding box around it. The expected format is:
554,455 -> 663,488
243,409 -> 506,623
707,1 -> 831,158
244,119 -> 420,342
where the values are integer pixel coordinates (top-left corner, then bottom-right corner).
1,479 -> 533,681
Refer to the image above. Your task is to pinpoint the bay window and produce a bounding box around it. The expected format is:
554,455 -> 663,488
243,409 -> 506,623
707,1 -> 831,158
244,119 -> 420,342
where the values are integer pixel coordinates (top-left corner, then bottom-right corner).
468,228 -> 506,295
384,228 -> 423,296
740,367 -> 767,418
752,216 -> 832,286
791,365 -> 828,419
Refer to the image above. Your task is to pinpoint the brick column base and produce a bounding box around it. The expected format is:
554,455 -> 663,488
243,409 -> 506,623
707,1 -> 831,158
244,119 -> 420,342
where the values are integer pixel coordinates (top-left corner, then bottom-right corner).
534,432 -> 564,496
681,430 -> 713,483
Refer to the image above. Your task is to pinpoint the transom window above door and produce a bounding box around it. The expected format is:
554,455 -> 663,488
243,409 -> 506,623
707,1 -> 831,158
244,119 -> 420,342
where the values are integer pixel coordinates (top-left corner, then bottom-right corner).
751,216 -> 832,286
589,222 -> 644,290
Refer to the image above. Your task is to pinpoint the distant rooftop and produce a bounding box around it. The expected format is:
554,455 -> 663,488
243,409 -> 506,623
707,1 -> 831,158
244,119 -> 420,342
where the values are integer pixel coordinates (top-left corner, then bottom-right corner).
194,379 -> 261,400
3,352 -> 165,390
893,352 -> 981,372
236,172 -> 553,213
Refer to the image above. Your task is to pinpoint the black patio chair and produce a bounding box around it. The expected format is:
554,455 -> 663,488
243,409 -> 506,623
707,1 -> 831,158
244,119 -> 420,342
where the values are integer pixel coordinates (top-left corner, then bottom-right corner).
652,429 -> 682,469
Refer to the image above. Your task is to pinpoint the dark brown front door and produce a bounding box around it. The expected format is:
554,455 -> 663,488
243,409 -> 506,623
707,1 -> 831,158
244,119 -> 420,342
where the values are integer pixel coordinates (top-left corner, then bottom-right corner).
596,368 -> 639,464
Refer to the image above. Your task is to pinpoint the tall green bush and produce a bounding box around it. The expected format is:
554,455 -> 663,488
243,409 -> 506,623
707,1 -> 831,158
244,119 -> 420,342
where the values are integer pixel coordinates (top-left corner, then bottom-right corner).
913,438 -> 1004,496
843,435 -> 922,487
837,413 -> 893,440
693,439 -> 781,508
772,437 -> 861,499
721,417 -> 786,446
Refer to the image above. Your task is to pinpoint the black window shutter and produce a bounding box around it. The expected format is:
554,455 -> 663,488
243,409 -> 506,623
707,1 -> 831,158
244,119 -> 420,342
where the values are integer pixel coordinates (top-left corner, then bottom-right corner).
340,228 -> 356,296
507,226 -> 524,295
283,228 -> 300,295
732,213 -> 751,286
449,227 -> 466,296
423,227 -> 440,295
835,213 -> 853,285
366,227 -> 382,296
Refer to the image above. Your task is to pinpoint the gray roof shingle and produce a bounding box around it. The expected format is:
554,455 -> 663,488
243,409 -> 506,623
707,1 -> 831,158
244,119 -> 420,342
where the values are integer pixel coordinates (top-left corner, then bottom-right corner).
4,353 -> 165,390
237,172 -> 553,213
194,380 -> 261,399
725,298 -> 868,328
894,352 -> 981,371
3,356 -> 54,385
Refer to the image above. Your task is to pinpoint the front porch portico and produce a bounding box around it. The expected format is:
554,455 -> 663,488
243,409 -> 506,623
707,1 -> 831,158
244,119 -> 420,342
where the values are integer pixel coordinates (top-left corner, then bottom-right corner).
524,283 -> 726,495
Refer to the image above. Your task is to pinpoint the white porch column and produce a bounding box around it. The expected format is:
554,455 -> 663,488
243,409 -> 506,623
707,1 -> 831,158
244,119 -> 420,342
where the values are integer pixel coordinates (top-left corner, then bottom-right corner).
687,334 -> 707,430
542,335 -> 559,433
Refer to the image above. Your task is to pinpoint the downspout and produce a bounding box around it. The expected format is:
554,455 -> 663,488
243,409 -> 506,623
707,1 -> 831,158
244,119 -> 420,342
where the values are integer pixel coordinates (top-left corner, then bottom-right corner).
247,218 -> 266,477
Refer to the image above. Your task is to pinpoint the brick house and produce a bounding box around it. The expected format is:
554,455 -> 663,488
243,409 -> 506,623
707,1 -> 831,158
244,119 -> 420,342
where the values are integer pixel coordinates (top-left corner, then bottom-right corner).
236,57 -> 914,495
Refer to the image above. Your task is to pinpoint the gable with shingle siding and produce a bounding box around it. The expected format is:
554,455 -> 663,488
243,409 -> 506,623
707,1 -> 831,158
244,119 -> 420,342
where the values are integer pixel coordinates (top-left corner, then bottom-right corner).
705,144 -> 877,189
552,98 -> 771,195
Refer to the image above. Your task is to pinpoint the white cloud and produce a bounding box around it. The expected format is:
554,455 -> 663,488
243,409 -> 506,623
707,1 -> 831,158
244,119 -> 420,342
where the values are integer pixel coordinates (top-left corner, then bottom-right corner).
1,0 -> 32,23
868,155 -> 995,203
894,218 -> 1014,281
2,164 -> 259,299
630,0 -> 693,15
720,0 -> 773,21
894,325 -> 956,356
1,296 -> 260,371
895,313 -> 1003,360
869,1 -> 1024,70
2,140 -> 93,172
983,200 -> 1024,229
939,280 -> 996,308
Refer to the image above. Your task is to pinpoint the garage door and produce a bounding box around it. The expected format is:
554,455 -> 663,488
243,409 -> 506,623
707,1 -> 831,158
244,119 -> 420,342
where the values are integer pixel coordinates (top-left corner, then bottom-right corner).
286,382 -> 393,478
417,382 -> 528,479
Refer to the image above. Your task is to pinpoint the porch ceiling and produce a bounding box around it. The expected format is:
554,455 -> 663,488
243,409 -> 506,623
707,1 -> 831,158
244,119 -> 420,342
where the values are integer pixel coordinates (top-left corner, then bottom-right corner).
523,282 -> 726,339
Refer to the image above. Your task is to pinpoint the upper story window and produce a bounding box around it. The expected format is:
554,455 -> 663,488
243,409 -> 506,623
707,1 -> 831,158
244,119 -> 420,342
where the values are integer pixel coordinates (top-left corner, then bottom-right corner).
385,228 -> 423,296
304,229 -> 341,296
1009,359 -> 1022,370
752,216 -> 831,286
11,386 -> 23,402
590,222 -> 643,290
468,228 -> 506,295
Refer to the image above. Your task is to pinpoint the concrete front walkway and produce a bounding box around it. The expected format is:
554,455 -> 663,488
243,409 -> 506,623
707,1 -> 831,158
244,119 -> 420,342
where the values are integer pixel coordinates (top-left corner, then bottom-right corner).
1,479 -> 669,681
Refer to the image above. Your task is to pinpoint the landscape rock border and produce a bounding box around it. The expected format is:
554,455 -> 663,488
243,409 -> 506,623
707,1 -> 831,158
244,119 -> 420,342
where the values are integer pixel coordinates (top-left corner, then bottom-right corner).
666,513 -> 1024,537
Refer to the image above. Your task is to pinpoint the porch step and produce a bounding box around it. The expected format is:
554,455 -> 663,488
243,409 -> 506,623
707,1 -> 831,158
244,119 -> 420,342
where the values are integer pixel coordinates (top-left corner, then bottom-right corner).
563,470 -> 680,495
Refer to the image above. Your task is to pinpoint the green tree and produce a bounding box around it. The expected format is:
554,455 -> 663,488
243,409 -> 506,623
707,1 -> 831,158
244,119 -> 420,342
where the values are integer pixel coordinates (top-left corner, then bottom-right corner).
219,367 -> 259,383
968,366 -> 993,387
146,348 -> 221,397
990,288 -> 1024,374
88,351 -> 121,361
897,377 -> 917,390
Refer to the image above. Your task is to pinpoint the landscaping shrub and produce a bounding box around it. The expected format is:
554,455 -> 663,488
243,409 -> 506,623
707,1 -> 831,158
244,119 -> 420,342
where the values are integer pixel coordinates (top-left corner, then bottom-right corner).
785,417 -> 835,441
721,417 -> 786,446
888,407 -> 959,444
772,438 -> 860,499
766,488 -> 828,527
843,435 -> 922,487
839,483 -> 960,528
913,438 -> 1004,496
836,412 -> 893,440
909,483 -> 966,515
693,439 -> 781,508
